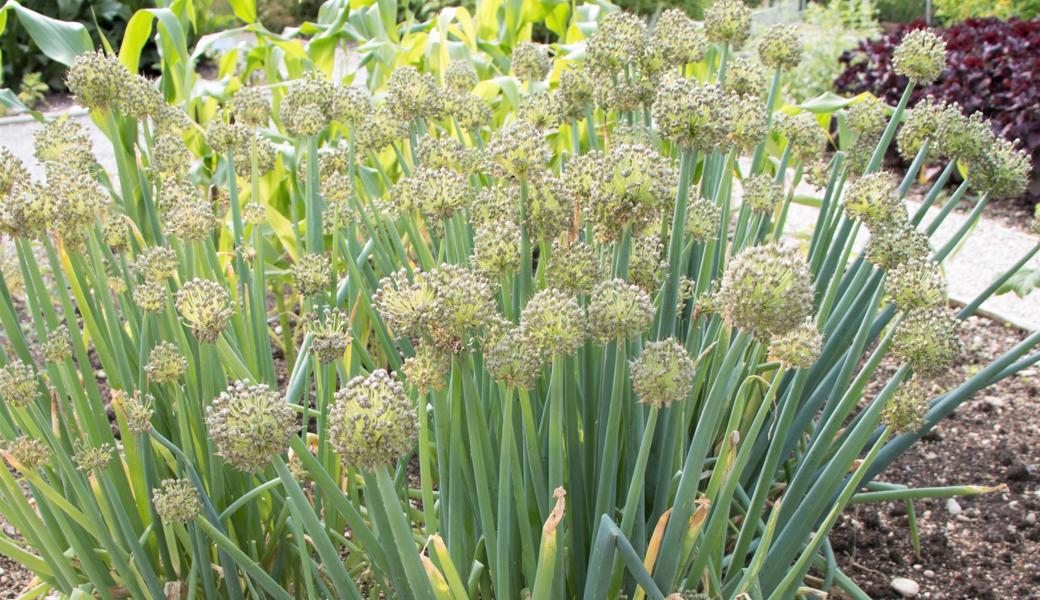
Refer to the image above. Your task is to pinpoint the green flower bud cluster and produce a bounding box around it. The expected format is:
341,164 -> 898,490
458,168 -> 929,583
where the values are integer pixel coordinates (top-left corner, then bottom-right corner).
896,96 -> 944,162
0,149 -> 29,199
74,443 -> 114,472
725,58 -> 767,99
485,327 -> 544,389
881,377 -> 929,434
135,246 -> 179,283
176,279 -> 233,344
374,269 -> 439,341
244,202 -> 267,226
705,0 -> 752,47
970,137 -> 1032,200
332,85 -> 372,124
518,91 -> 564,130
884,259 -> 947,310
445,61 -> 479,93
724,93 -> 769,152
652,78 -> 727,153
651,9 -> 707,67
385,66 -> 442,123
305,307 -> 352,364
485,121 -> 549,180
472,220 -> 520,276
151,133 -> 193,183
520,288 -> 587,357
630,338 -> 696,408
892,29 -> 946,84
443,92 -> 493,131
419,137 -> 478,174
588,144 -> 677,242
0,360 -> 38,408
865,222 -> 931,271
586,11 -> 648,74
775,112 -> 828,164
558,66 -> 595,120
587,279 -> 654,342
207,380 -> 297,472
329,369 -> 417,470
281,73 -> 337,137
686,197 -> 722,242
41,325 -> 71,364
769,318 -> 823,369
392,167 -> 474,223
146,341 -> 188,384
511,42 -> 552,82
134,281 -> 168,313
230,86 -> 272,127
152,479 -> 202,523
628,234 -> 667,293
526,175 -> 575,242
892,307 -> 961,378
717,243 -> 815,340
757,25 -> 803,69
66,51 -> 126,110
545,239 -> 603,295
34,117 -> 96,175
164,195 -> 216,242
742,175 -> 783,215
471,183 -> 519,226
0,181 -> 50,240
355,107 -> 408,152
4,436 -> 50,472
291,253 -> 332,296
842,172 -> 905,230
44,165 -> 107,247
847,96 -> 888,138
402,344 -> 451,394
121,390 -> 155,434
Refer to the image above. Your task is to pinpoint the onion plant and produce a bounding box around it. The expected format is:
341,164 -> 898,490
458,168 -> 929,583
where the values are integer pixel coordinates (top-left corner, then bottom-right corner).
0,2 -> 1036,599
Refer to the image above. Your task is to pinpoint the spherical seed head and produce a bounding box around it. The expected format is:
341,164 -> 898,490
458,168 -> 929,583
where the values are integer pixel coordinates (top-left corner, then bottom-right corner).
427,264 -> 498,352
718,244 -> 815,340
332,85 -> 372,124
153,479 -> 202,523
934,108 -> 990,163
42,325 -> 71,364
587,11 -> 648,73
843,172 -> 905,230
525,175 -> 574,242
485,327 -> 543,389
135,246 -> 179,283
518,91 -> 564,130
686,197 -> 722,242
291,253 -> 332,296
722,92 -> 769,152
374,269 -> 439,341
521,288 -> 586,356
207,380 -> 296,472
511,42 -> 551,82
443,92 -> 493,131
629,234 -> 667,294
881,378 -> 929,434
653,78 -> 727,152
151,133 -> 193,182
122,390 -> 155,434
322,173 -> 354,212
705,0 -> 752,47
893,307 -> 962,377
45,166 -> 106,245
355,106 -> 407,152
563,151 -> 604,204
897,96 -> 945,162
0,182 -> 52,240
402,344 -> 450,394
34,117 -> 95,174
330,369 -> 417,470
558,66 -> 595,119
892,29 -> 946,83
588,279 -> 654,343
116,74 -> 164,119
775,112 -> 828,164
486,121 -> 549,180
472,183 -> 519,226
865,222 -> 931,270
545,239 -> 604,296
758,25 -> 803,69
134,281 -> 168,314
419,137 -> 478,174
652,9 -> 707,67
0,148 -> 30,198
847,95 -> 888,137
74,443 -> 114,472
146,341 -> 188,384
769,318 -> 822,369
445,61 -> 479,93
725,57 -> 767,99
243,202 -> 267,225
404,167 -> 474,224
281,73 -> 336,136
630,338 -> 696,408
971,137 -> 1032,200
385,66 -> 442,123
176,279 -> 233,344
4,436 -> 50,472
230,86 -> 271,127
742,175 -> 783,215
473,221 -> 520,276
885,259 -> 947,310
305,307 -> 352,364
66,51 -> 128,110
588,144 -> 677,242
165,200 -> 216,242
0,360 -> 38,408
205,114 -> 249,152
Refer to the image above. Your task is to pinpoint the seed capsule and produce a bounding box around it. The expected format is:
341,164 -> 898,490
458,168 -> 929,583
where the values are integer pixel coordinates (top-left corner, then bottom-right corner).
717,243 -> 814,339
892,29 -> 947,84
705,0 -> 752,47
0,360 -> 38,408
176,279 -> 233,344
893,307 -> 962,378
153,479 -> 202,523
769,319 -> 823,369
588,279 -> 654,343
4,436 -> 50,472
757,25 -> 803,69
146,341 -> 188,384
329,369 -> 417,470
511,42 -> 552,82
630,338 -> 696,409
206,380 -> 297,472
520,288 -> 586,357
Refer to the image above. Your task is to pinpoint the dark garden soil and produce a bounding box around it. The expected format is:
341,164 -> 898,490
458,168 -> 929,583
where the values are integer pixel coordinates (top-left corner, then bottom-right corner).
830,315 -> 1040,599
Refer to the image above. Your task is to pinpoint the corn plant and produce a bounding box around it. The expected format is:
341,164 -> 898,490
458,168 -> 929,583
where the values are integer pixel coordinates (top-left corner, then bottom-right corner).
0,1 -> 1037,599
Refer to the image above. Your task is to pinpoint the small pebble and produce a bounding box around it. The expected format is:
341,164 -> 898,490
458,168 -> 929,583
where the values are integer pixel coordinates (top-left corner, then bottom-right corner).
1025,512 -> 1037,525
946,498 -> 962,516
892,576 -> 921,597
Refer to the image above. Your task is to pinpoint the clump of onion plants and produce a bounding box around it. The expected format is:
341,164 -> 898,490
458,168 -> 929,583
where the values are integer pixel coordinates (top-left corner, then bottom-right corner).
0,3 -> 1034,599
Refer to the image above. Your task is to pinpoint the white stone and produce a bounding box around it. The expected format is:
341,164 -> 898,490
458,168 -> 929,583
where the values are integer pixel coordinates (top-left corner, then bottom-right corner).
891,577 -> 921,597
946,498 -> 962,516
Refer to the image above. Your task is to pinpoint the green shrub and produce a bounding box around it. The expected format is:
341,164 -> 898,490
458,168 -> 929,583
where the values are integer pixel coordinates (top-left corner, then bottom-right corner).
875,0 -> 926,23
934,0 -> 1040,23
0,2 -> 1034,599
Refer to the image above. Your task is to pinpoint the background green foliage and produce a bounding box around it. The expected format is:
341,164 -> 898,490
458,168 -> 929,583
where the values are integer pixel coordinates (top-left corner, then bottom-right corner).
933,0 -> 1040,22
